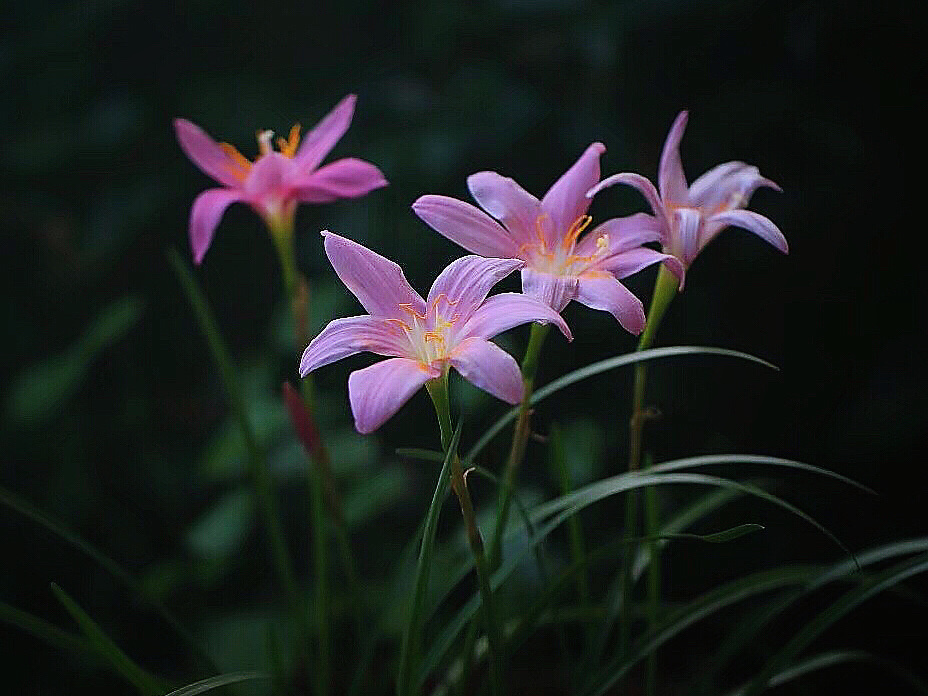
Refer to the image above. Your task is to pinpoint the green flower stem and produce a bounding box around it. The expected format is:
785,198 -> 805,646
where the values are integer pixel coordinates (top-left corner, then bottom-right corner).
427,376 -> 505,696
488,322 -> 551,571
622,263 -> 678,694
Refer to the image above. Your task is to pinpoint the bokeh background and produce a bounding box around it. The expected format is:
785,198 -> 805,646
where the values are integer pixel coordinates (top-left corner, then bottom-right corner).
2,0 -> 925,693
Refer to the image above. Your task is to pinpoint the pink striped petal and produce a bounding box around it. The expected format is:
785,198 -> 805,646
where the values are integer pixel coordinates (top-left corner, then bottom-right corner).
427,256 -> 523,321
174,119 -> 244,188
658,111 -> 689,206
541,142 -> 605,246
188,188 -> 242,265
294,94 -> 357,171
688,162 -> 780,214
412,195 -> 520,258
466,171 -> 542,246
708,210 -> 788,254
299,316 -> 409,376
594,247 -> 678,280
323,232 -> 426,320
348,358 -> 438,433
244,152 -> 290,199
451,337 -> 523,405
294,158 -> 388,203
674,207 -> 703,266
575,275 -> 646,335
587,172 -> 669,231
574,213 -> 663,259
521,267 -> 578,314
460,292 -> 571,342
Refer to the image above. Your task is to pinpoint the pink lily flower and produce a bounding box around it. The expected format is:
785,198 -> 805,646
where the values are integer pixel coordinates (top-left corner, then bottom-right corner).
174,95 -> 388,264
300,232 -> 572,434
588,111 -> 787,285
412,143 -> 679,335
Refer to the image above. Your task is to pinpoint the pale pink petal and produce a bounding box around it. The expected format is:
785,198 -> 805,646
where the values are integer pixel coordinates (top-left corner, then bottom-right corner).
427,256 -> 523,321
587,173 -> 668,229
674,207 -> 703,266
322,232 -> 426,319
658,111 -> 689,206
708,210 -> 788,254
521,267 -> 578,314
188,188 -> 242,265
688,162 -> 781,214
299,316 -> 410,376
174,118 -> 244,188
459,292 -> 572,341
294,158 -> 388,203
466,171 -> 542,245
575,275 -> 646,334
593,247 -> 679,280
348,358 -> 438,433
541,142 -> 605,246
450,337 -> 523,405
573,213 -> 663,258
294,94 -> 357,171
412,195 -> 520,258
244,152 -> 290,199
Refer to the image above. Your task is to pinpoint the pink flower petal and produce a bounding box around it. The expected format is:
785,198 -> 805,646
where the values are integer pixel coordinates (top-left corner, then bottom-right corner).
708,210 -> 788,254
294,158 -> 387,203
299,316 -> 410,376
412,195 -> 520,258
466,171 -> 542,246
348,357 -> 438,433
294,94 -> 357,172
688,162 -> 780,214
521,267 -> 579,314
322,232 -> 426,319
244,152 -> 290,199
541,142 -> 605,247
593,247 -> 678,280
674,207 -> 703,266
188,188 -> 242,265
587,172 -> 669,231
174,118 -> 244,188
573,213 -> 663,259
427,256 -> 523,321
451,337 -> 523,405
575,275 -> 646,335
460,292 -> 572,341
658,111 -> 689,206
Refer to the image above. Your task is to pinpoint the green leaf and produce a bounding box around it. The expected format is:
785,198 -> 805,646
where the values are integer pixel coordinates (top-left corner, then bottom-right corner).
186,489 -> 253,560
645,523 -> 764,544
163,672 -> 268,696
465,346 -> 778,463
741,552 -> 928,696
725,650 -> 928,696
396,447 -> 444,463
0,485 -> 215,672
396,421 -> 461,696
0,600 -> 92,656
50,583 -> 163,695
5,295 -> 144,426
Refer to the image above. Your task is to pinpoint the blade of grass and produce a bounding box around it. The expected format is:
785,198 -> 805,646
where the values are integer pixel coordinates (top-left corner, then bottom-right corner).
168,250 -> 301,623
50,583 -> 163,695
164,672 -> 268,696
396,421 -> 460,696
0,485 -> 217,672
0,600 -> 93,656
465,346 -> 778,464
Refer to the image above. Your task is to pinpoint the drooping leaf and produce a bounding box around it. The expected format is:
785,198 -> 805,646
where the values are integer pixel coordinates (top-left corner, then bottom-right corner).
163,672 -> 268,696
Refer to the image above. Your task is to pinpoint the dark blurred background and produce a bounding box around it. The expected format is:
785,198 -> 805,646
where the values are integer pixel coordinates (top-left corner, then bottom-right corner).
2,0 -> 925,693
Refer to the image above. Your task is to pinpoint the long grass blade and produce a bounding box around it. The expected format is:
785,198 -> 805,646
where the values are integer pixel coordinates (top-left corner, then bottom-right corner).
396,421 -> 461,696
0,600 -> 92,656
163,672 -> 268,696
0,485 -> 216,672
466,346 -> 778,463
50,583 -> 163,695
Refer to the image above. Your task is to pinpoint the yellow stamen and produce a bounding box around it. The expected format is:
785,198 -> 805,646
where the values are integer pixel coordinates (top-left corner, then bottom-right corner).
385,318 -> 411,332
218,142 -> 252,182
398,303 -> 427,321
535,214 -> 549,247
277,123 -> 302,158
562,214 -> 593,250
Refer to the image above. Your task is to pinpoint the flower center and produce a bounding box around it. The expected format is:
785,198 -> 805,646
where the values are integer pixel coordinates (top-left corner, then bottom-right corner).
385,294 -> 461,368
218,123 -> 302,182
519,214 -> 608,277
